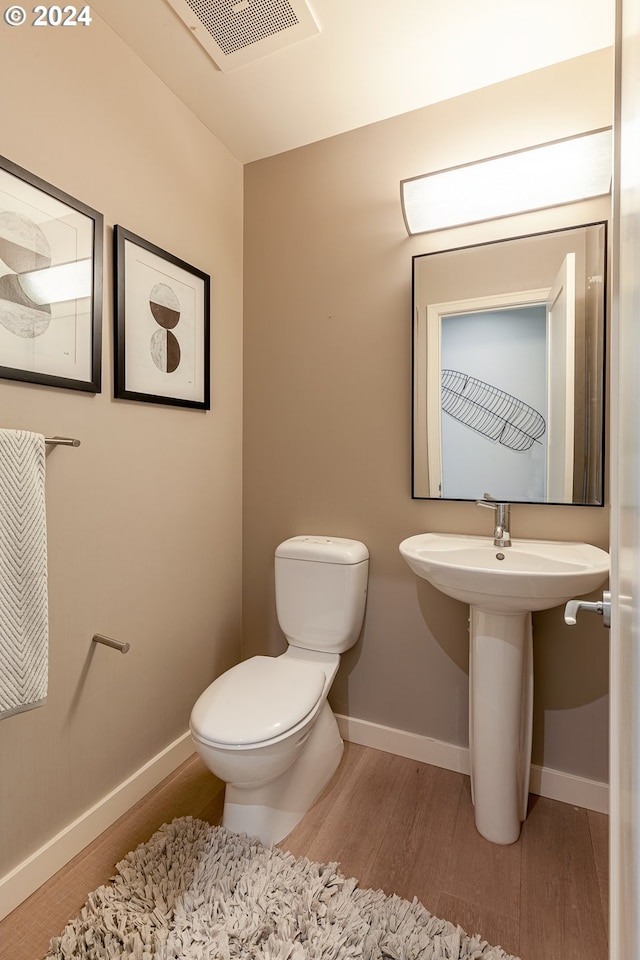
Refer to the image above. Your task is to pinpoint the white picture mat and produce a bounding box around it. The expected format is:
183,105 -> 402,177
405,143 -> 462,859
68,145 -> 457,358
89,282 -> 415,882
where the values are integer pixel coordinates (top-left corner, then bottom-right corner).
123,239 -> 205,404
0,175 -> 94,382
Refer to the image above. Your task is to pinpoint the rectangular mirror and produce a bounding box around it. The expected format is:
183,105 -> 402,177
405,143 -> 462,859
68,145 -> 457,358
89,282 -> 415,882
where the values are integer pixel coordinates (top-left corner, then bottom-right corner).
412,222 -> 607,504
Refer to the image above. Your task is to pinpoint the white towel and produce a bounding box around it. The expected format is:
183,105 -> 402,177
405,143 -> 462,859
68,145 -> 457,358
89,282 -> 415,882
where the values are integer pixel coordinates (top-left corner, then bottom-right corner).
0,429 -> 48,719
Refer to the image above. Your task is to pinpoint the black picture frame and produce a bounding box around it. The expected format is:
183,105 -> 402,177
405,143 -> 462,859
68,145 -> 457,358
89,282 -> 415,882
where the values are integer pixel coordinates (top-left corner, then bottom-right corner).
0,155 -> 103,392
114,226 -> 210,410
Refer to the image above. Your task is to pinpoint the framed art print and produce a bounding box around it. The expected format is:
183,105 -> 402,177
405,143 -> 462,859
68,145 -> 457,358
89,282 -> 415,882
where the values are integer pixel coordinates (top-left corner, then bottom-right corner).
0,155 -> 103,392
114,226 -> 210,410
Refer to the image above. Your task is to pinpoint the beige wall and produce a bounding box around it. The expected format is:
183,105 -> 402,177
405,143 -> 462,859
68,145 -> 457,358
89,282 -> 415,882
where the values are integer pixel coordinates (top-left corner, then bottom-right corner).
0,16 -> 243,873
243,49 -> 614,782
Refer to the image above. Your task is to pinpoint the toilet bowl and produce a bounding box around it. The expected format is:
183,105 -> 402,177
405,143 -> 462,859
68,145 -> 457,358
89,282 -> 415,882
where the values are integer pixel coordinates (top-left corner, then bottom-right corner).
190,535 -> 369,845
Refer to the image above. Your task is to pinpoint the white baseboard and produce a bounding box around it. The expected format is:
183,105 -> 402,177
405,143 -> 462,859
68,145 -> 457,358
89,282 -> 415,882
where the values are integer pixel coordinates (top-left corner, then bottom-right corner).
2,717 -> 609,919
0,731 -> 194,920
336,714 -> 609,816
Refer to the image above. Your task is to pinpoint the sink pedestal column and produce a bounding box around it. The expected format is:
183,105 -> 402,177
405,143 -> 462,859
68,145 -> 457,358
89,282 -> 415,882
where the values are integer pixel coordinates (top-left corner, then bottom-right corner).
469,607 -> 534,844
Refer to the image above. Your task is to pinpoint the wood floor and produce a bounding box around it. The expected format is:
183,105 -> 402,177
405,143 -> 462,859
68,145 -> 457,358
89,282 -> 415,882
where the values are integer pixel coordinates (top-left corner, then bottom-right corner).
0,743 -> 609,960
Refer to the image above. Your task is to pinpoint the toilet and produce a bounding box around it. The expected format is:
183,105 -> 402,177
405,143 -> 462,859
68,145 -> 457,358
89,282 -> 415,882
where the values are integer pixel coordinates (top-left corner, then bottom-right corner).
190,535 -> 369,845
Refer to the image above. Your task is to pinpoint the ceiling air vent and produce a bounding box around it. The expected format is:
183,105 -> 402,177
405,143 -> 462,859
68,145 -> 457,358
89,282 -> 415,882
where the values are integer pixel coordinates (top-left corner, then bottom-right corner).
165,0 -> 320,71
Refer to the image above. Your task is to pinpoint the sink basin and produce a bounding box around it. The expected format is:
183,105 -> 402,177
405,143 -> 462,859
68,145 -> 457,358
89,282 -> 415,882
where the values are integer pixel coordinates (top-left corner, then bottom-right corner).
400,531 -> 610,845
399,533 -> 610,612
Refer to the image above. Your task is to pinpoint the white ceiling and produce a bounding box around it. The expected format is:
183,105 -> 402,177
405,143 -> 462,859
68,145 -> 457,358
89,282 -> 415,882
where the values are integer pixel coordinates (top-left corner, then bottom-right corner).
91,0 -> 615,164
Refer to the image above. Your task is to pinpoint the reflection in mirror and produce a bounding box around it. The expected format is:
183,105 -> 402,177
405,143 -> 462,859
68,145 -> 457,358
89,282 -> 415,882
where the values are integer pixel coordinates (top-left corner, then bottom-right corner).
412,222 -> 607,504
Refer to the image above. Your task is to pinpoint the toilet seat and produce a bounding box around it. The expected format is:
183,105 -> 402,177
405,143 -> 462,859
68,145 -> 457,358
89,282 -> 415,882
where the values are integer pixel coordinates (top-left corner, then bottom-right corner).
190,656 -> 326,747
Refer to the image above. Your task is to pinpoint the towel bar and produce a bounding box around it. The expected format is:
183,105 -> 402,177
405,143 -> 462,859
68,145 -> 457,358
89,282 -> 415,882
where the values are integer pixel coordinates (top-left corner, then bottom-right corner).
92,633 -> 130,654
45,436 -> 81,447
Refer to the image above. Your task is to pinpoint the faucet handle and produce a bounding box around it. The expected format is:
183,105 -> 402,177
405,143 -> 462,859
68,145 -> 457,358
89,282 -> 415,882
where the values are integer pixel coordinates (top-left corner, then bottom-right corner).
476,497 -> 498,511
476,494 -> 509,512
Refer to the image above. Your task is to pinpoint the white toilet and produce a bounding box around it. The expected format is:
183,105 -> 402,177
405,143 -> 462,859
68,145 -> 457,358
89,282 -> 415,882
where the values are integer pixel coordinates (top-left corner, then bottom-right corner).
190,535 -> 369,845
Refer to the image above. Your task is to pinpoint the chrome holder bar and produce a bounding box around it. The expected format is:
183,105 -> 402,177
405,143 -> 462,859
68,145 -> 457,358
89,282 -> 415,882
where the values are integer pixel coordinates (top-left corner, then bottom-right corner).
45,436 -> 81,447
564,591 -> 611,629
92,633 -> 130,654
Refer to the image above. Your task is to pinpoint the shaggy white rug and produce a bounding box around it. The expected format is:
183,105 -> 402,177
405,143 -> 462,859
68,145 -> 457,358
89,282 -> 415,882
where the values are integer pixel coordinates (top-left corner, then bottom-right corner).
46,817 -> 521,960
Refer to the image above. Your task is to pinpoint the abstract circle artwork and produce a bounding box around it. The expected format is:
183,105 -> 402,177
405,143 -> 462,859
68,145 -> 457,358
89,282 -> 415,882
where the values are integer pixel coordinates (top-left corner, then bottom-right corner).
0,210 -> 52,338
149,282 -> 181,373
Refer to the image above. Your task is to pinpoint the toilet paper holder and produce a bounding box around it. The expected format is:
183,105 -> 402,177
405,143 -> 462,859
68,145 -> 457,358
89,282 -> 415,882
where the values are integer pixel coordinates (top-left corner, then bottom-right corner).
92,633 -> 130,654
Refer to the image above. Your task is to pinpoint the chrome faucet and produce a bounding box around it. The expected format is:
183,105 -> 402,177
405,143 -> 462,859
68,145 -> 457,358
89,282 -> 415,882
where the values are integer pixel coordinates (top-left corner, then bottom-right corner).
476,493 -> 512,547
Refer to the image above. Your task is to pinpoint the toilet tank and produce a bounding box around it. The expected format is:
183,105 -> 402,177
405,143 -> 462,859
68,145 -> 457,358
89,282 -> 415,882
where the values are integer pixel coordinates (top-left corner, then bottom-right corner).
275,536 -> 369,654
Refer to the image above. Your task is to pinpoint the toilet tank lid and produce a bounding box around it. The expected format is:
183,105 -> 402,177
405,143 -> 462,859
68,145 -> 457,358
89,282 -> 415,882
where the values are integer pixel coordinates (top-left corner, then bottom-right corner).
276,536 -> 369,564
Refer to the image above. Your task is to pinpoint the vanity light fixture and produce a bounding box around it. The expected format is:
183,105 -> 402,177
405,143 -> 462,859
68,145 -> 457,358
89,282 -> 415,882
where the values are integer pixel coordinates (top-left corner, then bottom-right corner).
400,127 -> 613,235
17,259 -> 92,304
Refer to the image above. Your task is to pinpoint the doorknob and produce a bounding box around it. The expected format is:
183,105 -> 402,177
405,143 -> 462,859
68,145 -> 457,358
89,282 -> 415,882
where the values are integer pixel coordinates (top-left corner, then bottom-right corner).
564,591 -> 611,628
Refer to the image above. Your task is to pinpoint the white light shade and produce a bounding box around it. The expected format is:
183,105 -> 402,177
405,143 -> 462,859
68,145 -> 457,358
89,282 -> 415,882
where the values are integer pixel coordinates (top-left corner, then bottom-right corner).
401,128 -> 613,235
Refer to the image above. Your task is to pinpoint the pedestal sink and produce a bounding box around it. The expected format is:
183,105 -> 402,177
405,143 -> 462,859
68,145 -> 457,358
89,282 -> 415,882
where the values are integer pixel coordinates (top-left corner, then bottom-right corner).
399,533 -> 610,844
